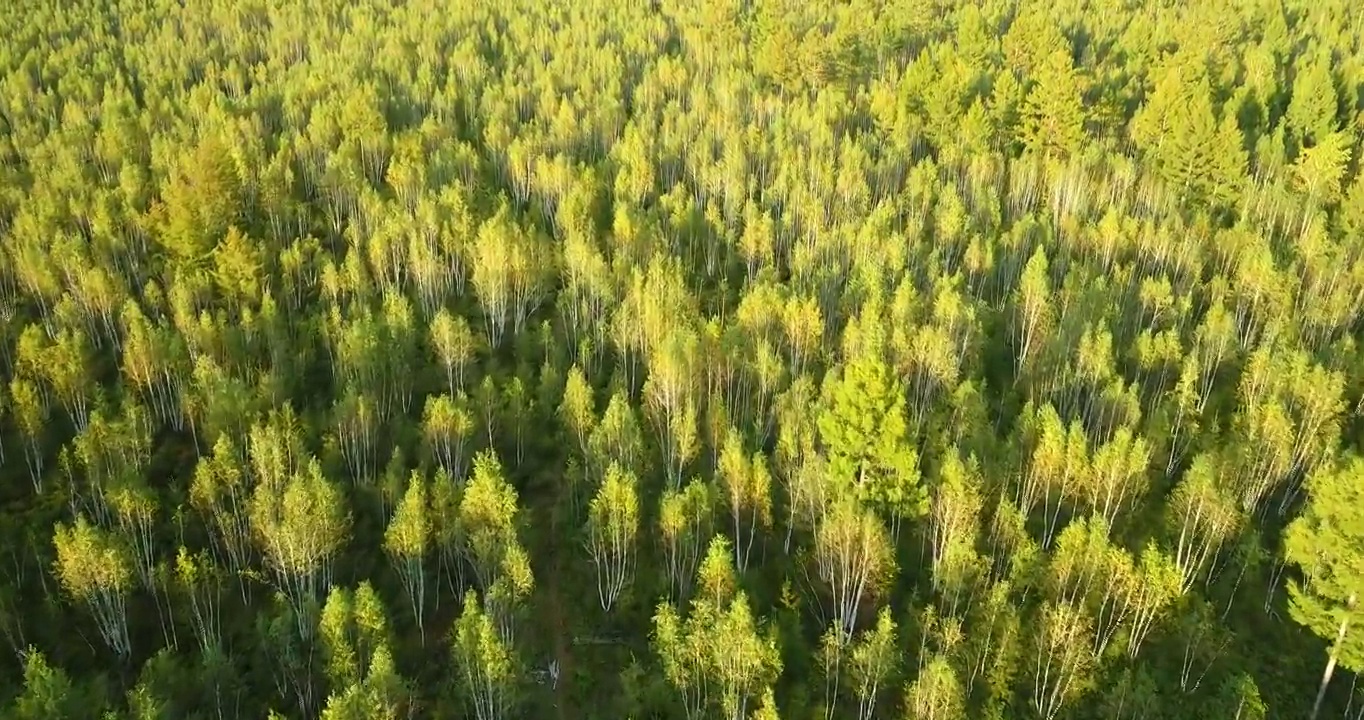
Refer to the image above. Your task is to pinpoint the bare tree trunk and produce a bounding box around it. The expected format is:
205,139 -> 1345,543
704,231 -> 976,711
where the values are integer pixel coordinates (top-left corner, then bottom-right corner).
1312,593 -> 1356,720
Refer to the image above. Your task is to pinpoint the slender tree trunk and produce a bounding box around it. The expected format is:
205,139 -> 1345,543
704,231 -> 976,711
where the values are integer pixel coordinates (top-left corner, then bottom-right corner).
1312,593 -> 1356,720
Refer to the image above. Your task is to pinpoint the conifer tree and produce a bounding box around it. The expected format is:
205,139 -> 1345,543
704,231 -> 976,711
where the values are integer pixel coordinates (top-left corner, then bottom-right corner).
1284,457 -> 1364,719
1019,49 -> 1087,160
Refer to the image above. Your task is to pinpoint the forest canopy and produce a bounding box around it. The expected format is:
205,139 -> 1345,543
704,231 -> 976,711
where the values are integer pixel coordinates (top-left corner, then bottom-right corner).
2,0 -> 1364,718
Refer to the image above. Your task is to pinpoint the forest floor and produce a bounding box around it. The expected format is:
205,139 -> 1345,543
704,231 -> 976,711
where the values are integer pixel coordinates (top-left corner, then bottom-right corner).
540,476 -> 576,720
545,541 -> 574,720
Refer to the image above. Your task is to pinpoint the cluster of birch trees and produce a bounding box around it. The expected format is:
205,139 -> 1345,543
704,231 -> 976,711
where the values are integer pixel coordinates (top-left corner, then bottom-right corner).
2,0 -> 1364,718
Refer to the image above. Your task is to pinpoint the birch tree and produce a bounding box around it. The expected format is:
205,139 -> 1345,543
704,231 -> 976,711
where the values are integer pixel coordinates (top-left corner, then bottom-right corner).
1088,427 -> 1151,528
1014,247 -> 1054,380
384,471 -> 431,640
470,206 -> 551,348
718,428 -> 772,573
174,546 -> 223,652
53,516 -> 132,657
41,327 -> 96,431
251,458 -> 351,638
9,649 -> 82,720
319,582 -> 392,692
848,608 -> 897,720
422,393 -> 474,478
10,378 -> 48,492
459,451 -> 520,592
459,451 -> 533,641
904,655 -> 965,720
430,308 -> 476,396
587,391 -> 645,479
1169,453 -> 1241,592
929,448 -> 985,617
659,478 -> 714,601
644,328 -> 700,489
815,497 -> 895,645
559,365 -> 596,464
190,434 -> 254,586
1031,600 -> 1094,720
452,591 -> 519,720
430,467 -> 466,603
119,301 -> 188,430
587,462 -> 639,612
653,537 -> 781,720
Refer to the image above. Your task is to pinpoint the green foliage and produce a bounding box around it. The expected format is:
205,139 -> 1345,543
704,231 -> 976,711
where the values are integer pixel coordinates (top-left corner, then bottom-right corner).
451,591 -> 519,720
1,1 -> 1363,718
817,356 -> 926,526
10,649 -> 86,720
653,536 -> 782,720
587,462 -> 640,611
1285,53 -> 1340,147
1020,49 -> 1088,159
153,135 -> 243,266
1285,457 -> 1364,673
1134,67 -> 1247,210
